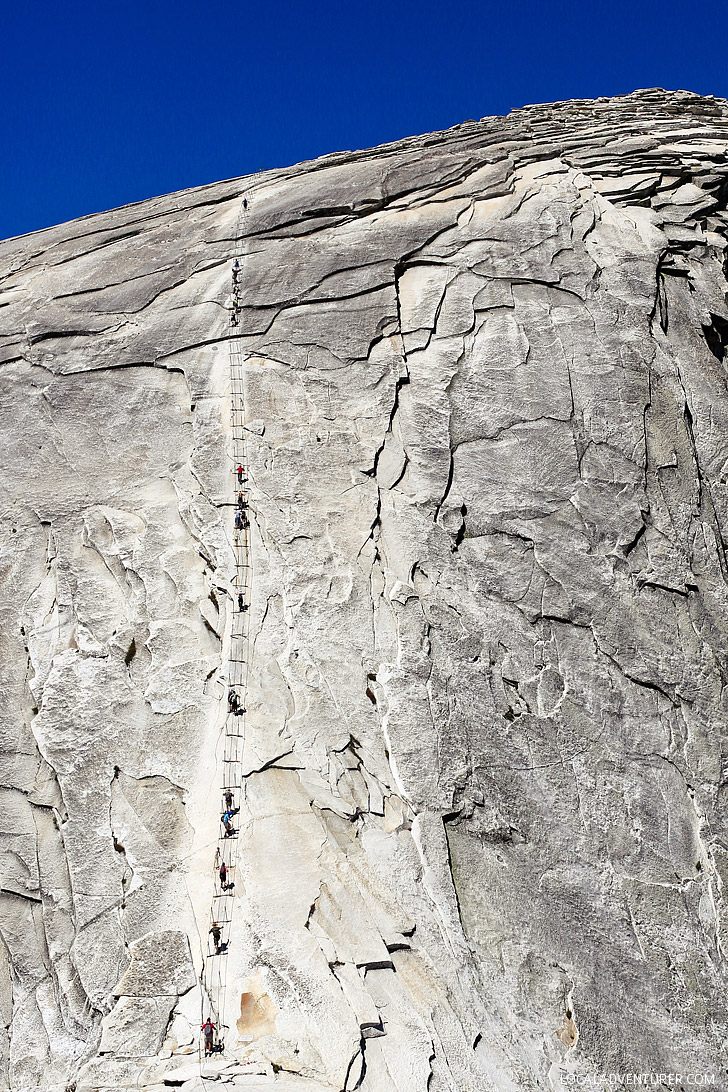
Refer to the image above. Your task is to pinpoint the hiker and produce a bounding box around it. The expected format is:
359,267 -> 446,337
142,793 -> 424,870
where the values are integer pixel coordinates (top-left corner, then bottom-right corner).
237,491 -> 245,508
237,592 -> 246,611
228,688 -> 238,713
243,199 -> 248,210
224,788 -> 234,810
219,858 -> 234,891
201,1018 -> 216,1055
233,259 -> 240,271
209,921 -> 223,956
236,464 -> 244,483
230,312 -> 238,327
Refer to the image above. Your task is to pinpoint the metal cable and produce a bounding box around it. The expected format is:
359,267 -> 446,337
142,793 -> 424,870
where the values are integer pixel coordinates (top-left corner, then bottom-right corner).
199,179 -> 263,1066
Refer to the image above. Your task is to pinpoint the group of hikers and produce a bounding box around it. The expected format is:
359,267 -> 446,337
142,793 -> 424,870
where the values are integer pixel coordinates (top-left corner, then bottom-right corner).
202,237 -> 252,1057
234,463 -> 250,535
230,255 -> 243,325
235,494 -> 249,531
200,796 -> 241,1046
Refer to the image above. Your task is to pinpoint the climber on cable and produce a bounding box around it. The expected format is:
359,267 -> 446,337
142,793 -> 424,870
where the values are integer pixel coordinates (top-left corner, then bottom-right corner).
237,592 -> 247,612
209,922 -> 224,954
233,259 -> 240,271
222,808 -> 240,836
201,1018 -> 216,1055
237,491 -> 247,508
227,688 -> 245,715
224,788 -> 234,810
219,860 -> 228,887
236,464 -> 245,483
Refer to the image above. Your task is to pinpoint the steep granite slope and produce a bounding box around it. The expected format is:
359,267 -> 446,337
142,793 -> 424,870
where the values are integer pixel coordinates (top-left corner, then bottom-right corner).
0,88 -> 727,1090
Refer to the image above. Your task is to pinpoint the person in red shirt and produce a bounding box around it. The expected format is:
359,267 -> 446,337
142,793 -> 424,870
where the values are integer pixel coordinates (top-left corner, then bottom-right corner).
201,1018 -> 216,1055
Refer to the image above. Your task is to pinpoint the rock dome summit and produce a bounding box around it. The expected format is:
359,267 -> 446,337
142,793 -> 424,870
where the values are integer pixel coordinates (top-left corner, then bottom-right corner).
0,88 -> 727,1091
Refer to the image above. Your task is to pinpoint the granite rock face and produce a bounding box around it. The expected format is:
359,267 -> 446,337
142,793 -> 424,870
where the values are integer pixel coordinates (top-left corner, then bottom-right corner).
1,88 -> 728,1090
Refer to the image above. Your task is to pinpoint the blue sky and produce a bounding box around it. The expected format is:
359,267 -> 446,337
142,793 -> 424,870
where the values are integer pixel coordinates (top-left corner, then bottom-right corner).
2,0 -> 728,240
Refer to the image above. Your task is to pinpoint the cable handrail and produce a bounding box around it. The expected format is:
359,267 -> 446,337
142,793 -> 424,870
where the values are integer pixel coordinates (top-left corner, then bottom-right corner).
198,180 -> 262,1069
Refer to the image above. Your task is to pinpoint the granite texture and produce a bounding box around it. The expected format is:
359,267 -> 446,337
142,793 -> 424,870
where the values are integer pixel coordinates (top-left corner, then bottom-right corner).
0,88 -> 727,1090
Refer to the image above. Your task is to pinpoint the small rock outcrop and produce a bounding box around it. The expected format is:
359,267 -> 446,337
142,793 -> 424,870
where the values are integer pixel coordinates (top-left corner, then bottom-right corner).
0,88 -> 727,1090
